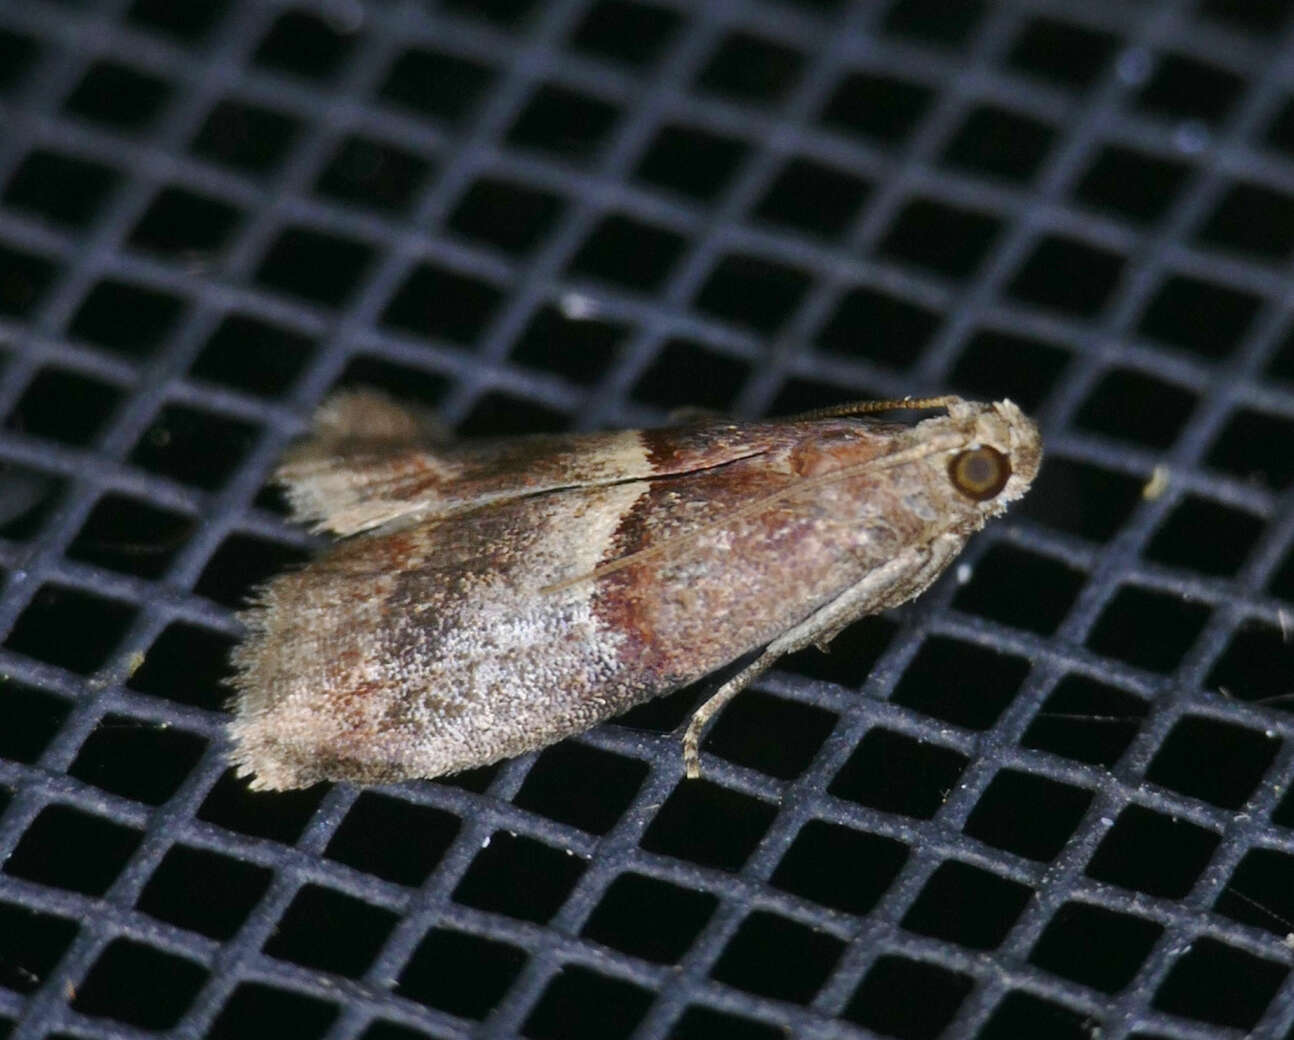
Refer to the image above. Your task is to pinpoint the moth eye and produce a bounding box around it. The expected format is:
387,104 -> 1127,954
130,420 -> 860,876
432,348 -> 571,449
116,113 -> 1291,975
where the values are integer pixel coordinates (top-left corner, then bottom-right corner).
949,447 -> 1011,501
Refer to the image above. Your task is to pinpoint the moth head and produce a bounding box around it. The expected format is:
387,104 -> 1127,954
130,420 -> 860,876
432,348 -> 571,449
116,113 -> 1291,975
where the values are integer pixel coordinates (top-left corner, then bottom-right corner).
939,398 -> 1042,513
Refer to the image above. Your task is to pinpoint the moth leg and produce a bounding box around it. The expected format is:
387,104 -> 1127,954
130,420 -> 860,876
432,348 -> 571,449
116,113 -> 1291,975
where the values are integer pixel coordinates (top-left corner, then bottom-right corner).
683,542 -> 960,779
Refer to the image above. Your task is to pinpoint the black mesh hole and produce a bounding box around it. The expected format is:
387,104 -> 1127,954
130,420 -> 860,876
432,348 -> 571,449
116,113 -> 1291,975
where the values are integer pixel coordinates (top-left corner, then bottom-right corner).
878,197 -> 1000,278
378,48 -> 496,126
1146,716 -> 1280,810
69,279 -> 185,359
509,304 -> 626,384
72,940 -> 206,1029
891,636 -> 1029,730
452,831 -> 585,922
128,404 -> 259,490
324,792 -> 460,886
952,544 -> 1085,635
901,861 -> 1031,948
62,60 -> 170,130
964,770 -> 1092,861
3,805 -> 141,896
254,226 -> 374,306
694,31 -> 803,104
1022,454 -> 1143,541
1268,324 -> 1294,382
640,780 -> 776,871
253,8 -> 355,81
523,966 -> 653,1040
581,873 -> 717,963
819,69 -> 933,144
456,390 -> 569,437
634,122 -> 749,200
829,728 -> 969,818
1200,0 -> 1292,33
1030,902 -> 1162,993
1266,94 -> 1294,159
7,367 -> 122,446
397,928 -> 527,1018
1073,368 -> 1197,449
771,819 -> 908,915
314,135 -> 431,214
883,0 -> 986,47
1145,495 -> 1265,576
191,313 -> 315,396
1208,621 -> 1294,710
136,844 -> 274,940
568,213 -> 686,290
672,1007 -> 782,1040
1196,181 -> 1294,260
0,678 -> 71,763
940,105 -> 1055,183
0,28 -> 38,95
189,98 -> 300,174
127,622 -> 237,712
0,240 -> 56,316
68,714 -> 206,805
208,985 -> 337,1040
1135,53 -> 1242,125
567,0 -> 681,67
362,1021 -> 437,1040
66,493 -> 193,579
782,615 -> 897,687
1215,848 -> 1294,937
128,186 -> 241,259
1086,804 -> 1219,898
1137,274 -> 1260,360
1021,674 -> 1148,766
710,911 -> 845,1004
0,900 -> 78,994
1006,16 -> 1116,89
505,84 -> 621,161
3,148 -> 120,228
631,338 -> 748,410
263,884 -> 399,977
950,329 -> 1069,411
513,742 -> 648,834
1206,407 -> 1294,491
448,176 -> 564,255
333,353 -> 451,403
1152,937 -> 1287,1031
197,770 -> 328,843
1006,235 -> 1125,317
128,0 -> 227,40
979,992 -> 1089,1040
381,262 -> 504,343
694,254 -> 811,333
4,583 -> 136,675
752,157 -> 870,239
844,956 -> 974,1040
704,688 -> 836,779
1074,144 -> 1191,225
816,285 -> 939,370
1086,585 -> 1210,673
194,533 -> 311,610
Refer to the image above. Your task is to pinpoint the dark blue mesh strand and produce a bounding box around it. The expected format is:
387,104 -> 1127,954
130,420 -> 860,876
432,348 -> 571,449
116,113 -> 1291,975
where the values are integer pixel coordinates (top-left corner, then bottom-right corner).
2,1 -> 1294,1037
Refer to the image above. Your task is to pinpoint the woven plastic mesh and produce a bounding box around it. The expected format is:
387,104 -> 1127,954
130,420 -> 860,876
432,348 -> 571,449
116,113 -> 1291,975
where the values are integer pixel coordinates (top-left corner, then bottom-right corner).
2,0 -> 1294,1037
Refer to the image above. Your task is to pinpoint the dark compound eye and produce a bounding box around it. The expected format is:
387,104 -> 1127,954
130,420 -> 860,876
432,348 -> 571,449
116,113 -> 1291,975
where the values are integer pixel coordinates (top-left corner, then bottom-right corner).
949,446 -> 1011,501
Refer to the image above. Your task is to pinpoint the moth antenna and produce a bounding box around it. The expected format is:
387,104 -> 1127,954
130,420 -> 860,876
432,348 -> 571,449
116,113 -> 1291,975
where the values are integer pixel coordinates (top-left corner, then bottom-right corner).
781,395 -> 960,423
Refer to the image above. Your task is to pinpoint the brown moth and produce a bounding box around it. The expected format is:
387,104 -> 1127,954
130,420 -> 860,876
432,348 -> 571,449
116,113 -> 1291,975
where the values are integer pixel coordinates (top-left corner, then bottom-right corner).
228,391 -> 1041,790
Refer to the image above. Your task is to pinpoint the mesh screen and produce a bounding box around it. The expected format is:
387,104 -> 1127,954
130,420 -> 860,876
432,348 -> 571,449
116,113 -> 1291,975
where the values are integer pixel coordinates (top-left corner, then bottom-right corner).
3,0 -> 1294,1037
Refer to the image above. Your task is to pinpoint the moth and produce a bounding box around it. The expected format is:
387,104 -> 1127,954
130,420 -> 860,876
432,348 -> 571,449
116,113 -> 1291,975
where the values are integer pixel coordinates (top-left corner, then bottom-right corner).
229,391 -> 1041,790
